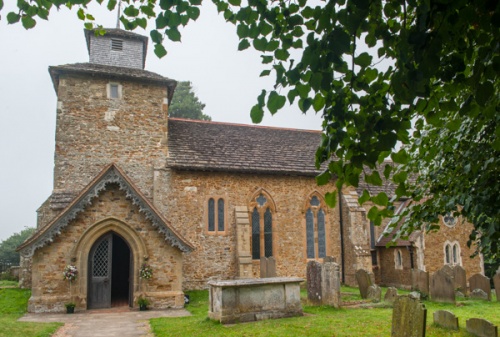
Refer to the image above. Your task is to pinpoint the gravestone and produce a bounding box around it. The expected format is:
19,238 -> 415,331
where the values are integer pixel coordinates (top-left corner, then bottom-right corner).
471,289 -> 489,300
307,261 -> 322,305
466,318 -> 498,337
433,310 -> 459,330
355,269 -> 374,299
469,274 -> 491,301
391,295 -> 427,337
453,265 -> 467,295
368,285 -> 381,303
493,273 -> 500,302
441,264 -> 454,278
306,260 -> 341,308
430,267 -> 455,303
384,287 -> 398,304
260,257 -> 277,278
411,269 -> 429,297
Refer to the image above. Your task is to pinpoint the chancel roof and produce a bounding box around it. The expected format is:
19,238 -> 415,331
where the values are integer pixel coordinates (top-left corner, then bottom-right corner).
167,118 -> 326,176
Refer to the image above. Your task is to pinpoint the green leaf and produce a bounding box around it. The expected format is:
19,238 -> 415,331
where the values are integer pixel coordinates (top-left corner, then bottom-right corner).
250,104 -> 264,123
253,38 -> 267,52
6,12 -> 21,24
354,52 -> 372,67
313,93 -> 325,112
140,5 -> 155,17
275,49 -> 290,61
237,24 -> 249,38
187,6 -> 200,20
365,171 -> 383,185
260,70 -> 271,77
316,170 -> 332,185
261,55 -> 273,64
476,81 -> 494,106
107,0 -> 117,11
325,191 -> 337,207
266,40 -> 279,52
391,149 -> 409,164
123,5 -> 140,17
154,43 -> 167,58
358,189 -> 370,205
238,39 -> 250,51
383,164 -> 392,179
298,98 -> 312,113
166,27 -> 181,42
267,91 -> 286,114
77,8 -> 85,20
228,0 -> 241,6
372,192 -> 389,206
21,15 -> 36,29
150,30 -> 163,44
0,0 -> 3,11
367,206 -> 380,220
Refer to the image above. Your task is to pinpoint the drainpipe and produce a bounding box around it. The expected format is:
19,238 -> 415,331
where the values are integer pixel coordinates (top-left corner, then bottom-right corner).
338,190 -> 345,284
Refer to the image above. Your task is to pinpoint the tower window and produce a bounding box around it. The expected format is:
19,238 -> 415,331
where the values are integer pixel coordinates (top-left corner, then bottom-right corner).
111,39 -> 123,51
107,83 -> 122,99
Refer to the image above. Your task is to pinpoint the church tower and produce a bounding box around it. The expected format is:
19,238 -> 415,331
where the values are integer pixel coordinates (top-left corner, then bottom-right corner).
39,29 -> 177,228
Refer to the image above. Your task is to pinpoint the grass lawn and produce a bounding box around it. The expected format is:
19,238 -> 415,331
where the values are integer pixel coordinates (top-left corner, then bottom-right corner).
150,287 -> 500,337
0,288 -> 62,337
0,280 -> 19,287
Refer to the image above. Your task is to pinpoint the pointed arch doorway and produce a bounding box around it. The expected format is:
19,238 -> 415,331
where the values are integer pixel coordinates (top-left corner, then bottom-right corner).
88,232 -> 133,309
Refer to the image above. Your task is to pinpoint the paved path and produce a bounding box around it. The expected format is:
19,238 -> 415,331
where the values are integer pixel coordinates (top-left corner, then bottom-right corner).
19,307 -> 191,337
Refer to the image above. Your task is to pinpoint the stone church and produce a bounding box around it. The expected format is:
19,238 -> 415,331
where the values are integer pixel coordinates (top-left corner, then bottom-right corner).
17,29 -> 483,312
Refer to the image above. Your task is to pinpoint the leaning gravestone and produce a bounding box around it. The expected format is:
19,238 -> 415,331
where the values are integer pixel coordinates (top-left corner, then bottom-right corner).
391,295 -> 427,337
385,287 -> 398,304
469,274 -> 491,301
355,269 -> 374,299
433,310 -> 459,330
430,266 -> 455,303
368,285 -> 382,303
307,261 -> 323,305
453,265 -> 467,295
411,269 -> 429,298
466,318 -> 498,337
493,273 -> 500,302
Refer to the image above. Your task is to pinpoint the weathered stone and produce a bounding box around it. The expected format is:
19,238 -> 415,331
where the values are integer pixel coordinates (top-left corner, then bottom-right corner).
493,273 -> 500,302
466,318 -> 498,337
307,261 -> 322,305
453,265 -> 467,294
322,262 -> 341,308
260,257 -> 268,278
367,285 -> 382,303
455,291 -> 465,298
391,295 -> 427,337
324,256 -> 336,263
469,274 -> 491,301
355,269 -> 374,299
409,291 -> 421,300
430,266 -> 455,303
384,287 -> 398,304
471,289 -> 489,300
208,277 -> 304,324
411,269 -> 429,298
433,310 -> 459,330
267,257 -> 277,277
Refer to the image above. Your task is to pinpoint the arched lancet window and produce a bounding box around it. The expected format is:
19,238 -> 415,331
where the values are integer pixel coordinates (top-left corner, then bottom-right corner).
305,194 -> 327,259
250,191 -> 275,260
395,249 -> 403,270
444,241 -> 461,266
207,197 -> 225,234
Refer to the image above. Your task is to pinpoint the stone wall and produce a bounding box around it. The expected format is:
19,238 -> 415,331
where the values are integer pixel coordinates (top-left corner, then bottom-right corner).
51,73 -> 169,219
423,216 -> 483,277
29,185 -> 184,313
378,247 -> 412,288
155,168 -> 344,290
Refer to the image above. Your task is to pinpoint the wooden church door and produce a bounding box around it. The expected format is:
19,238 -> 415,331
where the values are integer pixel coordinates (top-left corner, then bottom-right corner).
88,233 -> 113,309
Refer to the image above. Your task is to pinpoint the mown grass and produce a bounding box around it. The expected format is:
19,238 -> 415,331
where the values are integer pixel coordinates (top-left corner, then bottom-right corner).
150,287 -> 500,337
0,288 -> 62,337
0,280 -> 19,287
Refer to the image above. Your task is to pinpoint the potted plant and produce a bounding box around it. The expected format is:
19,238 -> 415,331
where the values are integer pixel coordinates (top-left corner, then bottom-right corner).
65,302 -> 76,314
137,297 -> 150,311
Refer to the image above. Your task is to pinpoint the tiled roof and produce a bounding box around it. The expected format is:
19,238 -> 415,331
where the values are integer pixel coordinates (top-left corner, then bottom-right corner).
376,199 -> 418,247
48,63 -> 177,101
167,118 -> 325,176
356,162 -> 399,198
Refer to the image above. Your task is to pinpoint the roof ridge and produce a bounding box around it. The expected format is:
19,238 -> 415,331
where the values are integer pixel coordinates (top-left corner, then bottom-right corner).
168,117 -> 322,133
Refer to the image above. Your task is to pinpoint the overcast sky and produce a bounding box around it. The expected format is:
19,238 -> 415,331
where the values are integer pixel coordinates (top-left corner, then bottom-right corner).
0,2 -> 324,241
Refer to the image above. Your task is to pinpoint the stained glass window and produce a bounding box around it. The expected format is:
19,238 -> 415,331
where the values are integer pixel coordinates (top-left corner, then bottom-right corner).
217,199 -> 224,231
264,208 -> 273,257
317,209 -> 326,258
252,207 -> 260,260
306,208 -> 315,258
208,198 -> 215,232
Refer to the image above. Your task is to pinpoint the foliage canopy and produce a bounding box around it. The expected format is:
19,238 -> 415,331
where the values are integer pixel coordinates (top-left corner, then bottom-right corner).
0,228 -> 35,266
2,0 -> 499,260
169,81 -> 211,121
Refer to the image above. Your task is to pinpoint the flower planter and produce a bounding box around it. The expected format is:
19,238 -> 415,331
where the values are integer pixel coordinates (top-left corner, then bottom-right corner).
139,304 -> 148,311
66,306 -> 75,314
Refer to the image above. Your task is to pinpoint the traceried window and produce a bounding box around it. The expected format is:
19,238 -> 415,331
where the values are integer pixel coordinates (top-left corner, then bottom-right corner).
443,212 -> 456,227
444,241 -> 461,266
250,192 -> 274,260
207,197 -> 225,234
394,249 -> 403,270
305,195 -> 327,259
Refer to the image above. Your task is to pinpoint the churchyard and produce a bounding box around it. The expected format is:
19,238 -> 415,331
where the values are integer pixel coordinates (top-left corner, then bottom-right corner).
1,284 -> 498,337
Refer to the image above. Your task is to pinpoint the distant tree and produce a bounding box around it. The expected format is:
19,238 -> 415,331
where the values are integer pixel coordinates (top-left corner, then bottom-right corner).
0,228 -> 35,266
169,81 -> 211,121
